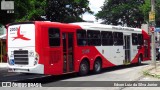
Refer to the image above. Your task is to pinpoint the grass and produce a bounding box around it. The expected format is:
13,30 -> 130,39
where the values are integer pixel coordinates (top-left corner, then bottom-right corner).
143,70 -> 160,79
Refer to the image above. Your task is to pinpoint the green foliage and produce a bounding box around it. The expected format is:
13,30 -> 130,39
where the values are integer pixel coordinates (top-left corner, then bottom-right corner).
15,0 -> 46,22
96,0 -> 146,27
96,0 -> 160,27
0,0 -> 46,25
138,0 -> 160,26
0,0 -> 91,25
46,0 -> 92,23
0,0 -> 15,25
155,0 -> 160,26
143,70 -> 160,79
139,0 -> 150,23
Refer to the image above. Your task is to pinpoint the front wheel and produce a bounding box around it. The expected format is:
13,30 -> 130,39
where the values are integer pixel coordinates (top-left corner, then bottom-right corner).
78,60 -> 89,76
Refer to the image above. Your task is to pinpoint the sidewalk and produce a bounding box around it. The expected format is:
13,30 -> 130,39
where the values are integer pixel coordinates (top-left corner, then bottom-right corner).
0,61 -> 160,78
142,61 -> 160,79
0,63 -> 8,68
0,63 -> 9,76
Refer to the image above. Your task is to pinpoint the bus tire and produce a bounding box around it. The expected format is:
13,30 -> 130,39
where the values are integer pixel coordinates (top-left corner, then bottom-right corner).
137,55 -> 142,65
93,59 -> 102,74
78,60 -> 89,76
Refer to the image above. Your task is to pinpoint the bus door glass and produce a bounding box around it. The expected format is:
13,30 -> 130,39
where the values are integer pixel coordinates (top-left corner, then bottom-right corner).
62,33 -> 74,73
124,35 -> 131,63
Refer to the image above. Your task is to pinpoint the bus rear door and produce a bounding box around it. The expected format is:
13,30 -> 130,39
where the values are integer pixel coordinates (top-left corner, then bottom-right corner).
62,32 -> 74,73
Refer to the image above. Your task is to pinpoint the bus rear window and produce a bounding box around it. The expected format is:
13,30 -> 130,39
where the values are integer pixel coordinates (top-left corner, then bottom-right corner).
48,28 -> 60,46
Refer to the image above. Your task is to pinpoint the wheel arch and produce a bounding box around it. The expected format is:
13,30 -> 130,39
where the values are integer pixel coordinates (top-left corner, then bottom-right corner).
95,56 -> 102,64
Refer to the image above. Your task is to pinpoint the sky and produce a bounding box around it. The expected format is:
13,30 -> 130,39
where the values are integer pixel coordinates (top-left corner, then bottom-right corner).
82,0 -> 105,22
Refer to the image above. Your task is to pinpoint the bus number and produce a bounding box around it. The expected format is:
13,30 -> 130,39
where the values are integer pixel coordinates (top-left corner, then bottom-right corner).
82,49 -> 90,54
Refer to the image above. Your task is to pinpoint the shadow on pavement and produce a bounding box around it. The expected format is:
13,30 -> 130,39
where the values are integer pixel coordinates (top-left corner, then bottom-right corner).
16,63 -> 149,84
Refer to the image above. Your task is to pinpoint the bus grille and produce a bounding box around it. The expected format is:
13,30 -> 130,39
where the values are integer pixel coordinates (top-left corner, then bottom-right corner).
14,50 -> 29,65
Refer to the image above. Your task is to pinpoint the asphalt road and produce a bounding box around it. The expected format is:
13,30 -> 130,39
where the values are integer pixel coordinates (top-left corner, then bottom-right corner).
1,61 -> 159,90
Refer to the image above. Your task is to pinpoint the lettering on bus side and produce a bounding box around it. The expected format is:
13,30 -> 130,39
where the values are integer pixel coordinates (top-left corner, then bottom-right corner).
82,49 -> 90,54
112,27 -> 134,31
10,27 -> 18,32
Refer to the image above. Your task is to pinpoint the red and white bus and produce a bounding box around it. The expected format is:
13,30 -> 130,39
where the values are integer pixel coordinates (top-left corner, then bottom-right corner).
6,21 -> 150,75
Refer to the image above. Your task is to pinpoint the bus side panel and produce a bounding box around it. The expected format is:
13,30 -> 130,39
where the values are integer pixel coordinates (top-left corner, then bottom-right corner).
35,23 -> 42,63
131,48 -> 144,63
142,30 -> 151,60
41,26 -> 63,75
131,30 -> 151,63
74,46 -> 116,72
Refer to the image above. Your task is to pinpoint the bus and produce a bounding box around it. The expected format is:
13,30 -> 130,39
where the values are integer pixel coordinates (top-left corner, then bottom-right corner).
6,21 -> 150,75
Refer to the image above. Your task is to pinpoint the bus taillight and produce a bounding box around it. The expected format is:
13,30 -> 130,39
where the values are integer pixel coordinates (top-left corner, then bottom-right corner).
34,52 -> 39,65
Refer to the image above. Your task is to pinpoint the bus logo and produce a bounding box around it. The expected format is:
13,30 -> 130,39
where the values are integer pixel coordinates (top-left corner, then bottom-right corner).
12,26 -> 31,41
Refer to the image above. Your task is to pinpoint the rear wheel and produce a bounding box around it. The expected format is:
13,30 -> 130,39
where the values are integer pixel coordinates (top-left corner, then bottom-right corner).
93,59 -> 102,74
78,60 -> 89,76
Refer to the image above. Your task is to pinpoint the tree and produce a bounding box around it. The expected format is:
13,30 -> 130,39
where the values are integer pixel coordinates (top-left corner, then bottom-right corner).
96,0 -> 145,28
46,0 -> 92,23
0,0 -> 46,25
139,0 -> 160,27
139,0 -> 150,23
15,0 -> 46,22
0,0 -> 91,25
155,0 -> 160,27
0,0 -> 15,25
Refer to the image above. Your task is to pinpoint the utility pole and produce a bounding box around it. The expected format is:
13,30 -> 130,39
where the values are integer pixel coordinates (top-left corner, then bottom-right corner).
150,0 -> 156,68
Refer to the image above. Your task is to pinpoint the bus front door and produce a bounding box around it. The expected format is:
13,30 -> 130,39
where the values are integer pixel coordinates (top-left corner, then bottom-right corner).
62,33 -> 74,73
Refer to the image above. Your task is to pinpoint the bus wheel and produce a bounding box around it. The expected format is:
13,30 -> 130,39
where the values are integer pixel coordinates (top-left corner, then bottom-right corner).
137,55 -> 142,65
79,60 -> 89,76
93,59 -> 102,74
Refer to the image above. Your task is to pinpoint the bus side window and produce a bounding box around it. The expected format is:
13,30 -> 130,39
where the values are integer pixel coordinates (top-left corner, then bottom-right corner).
132,33 -> 138,45
138,34 -> 143,45
87,30 -> 101,46
101,31 -> 113,46
118,32 -> 123,45
113,32 -> 123,46
48,28 -> 60,46
76,30 -> 87,46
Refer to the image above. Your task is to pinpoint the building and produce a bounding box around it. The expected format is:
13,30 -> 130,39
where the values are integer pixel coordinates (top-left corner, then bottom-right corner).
0,25 -> 7,63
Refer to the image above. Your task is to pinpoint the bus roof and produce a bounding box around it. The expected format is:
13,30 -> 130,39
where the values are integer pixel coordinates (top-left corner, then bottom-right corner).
7,21 -> 143,33
71,22 -> 142,32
